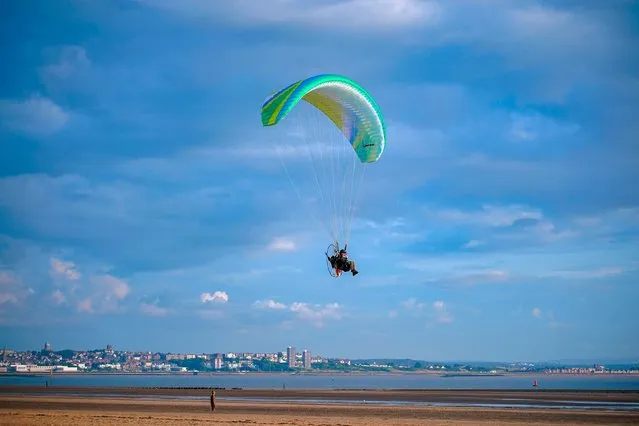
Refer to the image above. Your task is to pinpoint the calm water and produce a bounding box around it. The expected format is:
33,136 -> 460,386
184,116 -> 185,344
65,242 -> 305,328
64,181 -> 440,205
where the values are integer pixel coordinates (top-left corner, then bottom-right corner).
2,374 -> 639,390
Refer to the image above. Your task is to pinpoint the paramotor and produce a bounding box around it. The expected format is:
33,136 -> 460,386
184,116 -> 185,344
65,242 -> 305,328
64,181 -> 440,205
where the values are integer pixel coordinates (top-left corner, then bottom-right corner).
260,74 -> 386,277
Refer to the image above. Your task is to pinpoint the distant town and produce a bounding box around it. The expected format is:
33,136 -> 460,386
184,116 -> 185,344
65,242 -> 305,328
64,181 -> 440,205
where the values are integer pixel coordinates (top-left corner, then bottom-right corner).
1,342 -> 637,376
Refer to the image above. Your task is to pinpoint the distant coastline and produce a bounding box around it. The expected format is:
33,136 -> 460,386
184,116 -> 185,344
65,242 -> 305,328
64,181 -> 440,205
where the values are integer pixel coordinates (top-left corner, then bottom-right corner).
2,370 -> 639,378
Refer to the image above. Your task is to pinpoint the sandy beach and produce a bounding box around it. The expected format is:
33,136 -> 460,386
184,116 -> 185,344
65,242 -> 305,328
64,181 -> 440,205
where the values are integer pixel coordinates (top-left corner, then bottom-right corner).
1,395 -> 639,425
1,387 -> 638,425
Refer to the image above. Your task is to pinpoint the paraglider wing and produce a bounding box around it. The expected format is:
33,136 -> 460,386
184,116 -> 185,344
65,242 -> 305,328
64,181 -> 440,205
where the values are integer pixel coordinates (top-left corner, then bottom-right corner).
261,74 -> 386,164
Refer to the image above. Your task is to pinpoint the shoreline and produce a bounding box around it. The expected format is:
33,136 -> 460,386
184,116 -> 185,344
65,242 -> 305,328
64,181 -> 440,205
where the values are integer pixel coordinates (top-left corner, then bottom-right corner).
2,371 -> 639,377
1,394 -> 638,425
2,385 -> 639,402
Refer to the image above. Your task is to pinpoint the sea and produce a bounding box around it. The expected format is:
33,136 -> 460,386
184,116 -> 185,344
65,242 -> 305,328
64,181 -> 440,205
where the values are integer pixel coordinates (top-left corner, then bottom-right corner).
2,373 -> 639,391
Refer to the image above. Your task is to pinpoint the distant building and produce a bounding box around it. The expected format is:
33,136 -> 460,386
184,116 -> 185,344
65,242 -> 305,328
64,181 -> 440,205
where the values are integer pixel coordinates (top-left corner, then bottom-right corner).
1,348 -> 14,362
54,366 -> 78,372
43,342 -> 52,352
287,346 -> 296,368
213,353 -> 223,370
11,365 -> 54,373
302,350 -> 311,369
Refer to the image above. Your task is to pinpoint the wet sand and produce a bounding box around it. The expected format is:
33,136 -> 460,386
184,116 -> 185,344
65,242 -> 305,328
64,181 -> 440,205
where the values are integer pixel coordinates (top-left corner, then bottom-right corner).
2,385 -> 639,404
1,388 -> 638,425
1,395 -> 639,425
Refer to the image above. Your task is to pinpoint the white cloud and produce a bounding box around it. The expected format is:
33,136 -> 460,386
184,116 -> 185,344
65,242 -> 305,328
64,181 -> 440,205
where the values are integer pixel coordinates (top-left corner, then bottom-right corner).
402,297 -> 427,311
401,241 -> 637,289
78,275 -> 131,314
388,309 -> 398,318
139,0 -> 441,32
41,45 -> 90,80
517,220 -> 578,243
254,299 -> 287,310
50,257 -> 81,281
0,271 -> 18,287
94,275 -> 130,300
426,203 -> 543,228
505,4 -> 604,55
267,237 -> 296,252
0,94 -> 69,137
462,239 -> 482,249
253,299 -> 345,326
140,302 -> 170,316
51,289 -> 66,305
354,217 -> 424,246
286,0 -> 440,30
0,172 -> 263,275
201,291 -> 229,304
539,267 -> 625,280
0,270 -> 33,305
359,217 -> 406,231
531,308 -> 570,328
289,301 -> 343,327
0,293 -> 19,305
508,111 -> 579,143
442,2 -> 617,71
421,203 -> 579,247
432,300 -> 453,324
396,298 -> 453,324
401,258 -> 511,285
77,298 -> 93,313
571,207 -> 639,236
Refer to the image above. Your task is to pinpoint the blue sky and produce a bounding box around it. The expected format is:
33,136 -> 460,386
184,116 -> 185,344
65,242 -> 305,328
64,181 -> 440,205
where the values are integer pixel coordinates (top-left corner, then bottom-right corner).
0,0 -> 638,362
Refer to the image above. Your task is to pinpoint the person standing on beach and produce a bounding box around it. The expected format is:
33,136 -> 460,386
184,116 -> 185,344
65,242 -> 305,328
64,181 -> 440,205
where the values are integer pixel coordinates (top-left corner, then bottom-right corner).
210,390 -> 216,412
